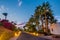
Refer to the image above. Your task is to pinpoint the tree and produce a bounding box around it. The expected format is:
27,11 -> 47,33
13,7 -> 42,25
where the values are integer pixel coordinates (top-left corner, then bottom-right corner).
42,2 -> 57,33
34,6 -> 41,31
2,13 -> 8,20
34,5 -> 45,31
24,2 -> 57,34
24,15 -> 37,32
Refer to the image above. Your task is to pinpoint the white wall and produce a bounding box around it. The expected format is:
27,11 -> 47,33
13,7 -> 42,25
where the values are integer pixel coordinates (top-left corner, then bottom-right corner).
50,23 -> 60,35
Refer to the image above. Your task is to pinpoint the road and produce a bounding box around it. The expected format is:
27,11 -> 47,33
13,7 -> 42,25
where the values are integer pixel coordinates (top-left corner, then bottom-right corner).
17,32 -> 50,40
10,32 -> 60,40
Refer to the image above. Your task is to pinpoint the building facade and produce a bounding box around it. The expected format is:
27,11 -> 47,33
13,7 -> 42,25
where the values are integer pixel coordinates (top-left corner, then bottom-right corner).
50,23 -> 60,35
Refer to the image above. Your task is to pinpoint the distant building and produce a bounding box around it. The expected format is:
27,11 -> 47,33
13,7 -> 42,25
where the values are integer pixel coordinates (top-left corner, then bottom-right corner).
15,23 -> 25,29
50,22 -> 60,35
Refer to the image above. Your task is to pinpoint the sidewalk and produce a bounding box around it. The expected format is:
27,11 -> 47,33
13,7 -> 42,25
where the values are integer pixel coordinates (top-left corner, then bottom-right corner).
9,37 -> 18,40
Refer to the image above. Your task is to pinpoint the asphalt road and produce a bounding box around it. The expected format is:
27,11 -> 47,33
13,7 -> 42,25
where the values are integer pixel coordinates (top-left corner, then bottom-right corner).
10,32 -> 60,40
17,32 -> 51,40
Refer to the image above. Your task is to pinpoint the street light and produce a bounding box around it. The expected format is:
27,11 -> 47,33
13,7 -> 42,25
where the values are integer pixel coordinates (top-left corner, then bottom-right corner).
2,13 -> 8,20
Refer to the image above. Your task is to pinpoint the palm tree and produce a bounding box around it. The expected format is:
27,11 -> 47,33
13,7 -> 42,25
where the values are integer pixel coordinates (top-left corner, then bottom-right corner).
42,2 -> 57,33
2,13 -> 8,20
34,5 -> 43,31
42,2 -> 50,33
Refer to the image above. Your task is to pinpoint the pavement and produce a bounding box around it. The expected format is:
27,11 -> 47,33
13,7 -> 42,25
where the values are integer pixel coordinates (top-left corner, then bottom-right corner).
9,37 -> 18,40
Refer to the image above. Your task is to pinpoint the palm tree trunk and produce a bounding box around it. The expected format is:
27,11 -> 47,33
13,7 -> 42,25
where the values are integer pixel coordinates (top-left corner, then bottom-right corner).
46,19 -> 48,32
45,14 -> 48,33
39,16 -> 43,30
41,19 -> 44,30
38,25 -> 40,31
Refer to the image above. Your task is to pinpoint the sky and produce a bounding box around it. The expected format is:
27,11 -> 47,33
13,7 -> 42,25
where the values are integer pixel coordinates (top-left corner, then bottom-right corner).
0,0 -> 60,24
